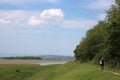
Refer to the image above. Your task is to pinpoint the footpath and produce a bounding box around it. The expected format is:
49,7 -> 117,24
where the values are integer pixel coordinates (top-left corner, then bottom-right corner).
87,66 -> 120,76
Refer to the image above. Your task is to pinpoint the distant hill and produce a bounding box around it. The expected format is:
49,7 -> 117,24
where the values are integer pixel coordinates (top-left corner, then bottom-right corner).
1,56 -> 42,60
39,55 -> 75,60
0,55 -> 75,60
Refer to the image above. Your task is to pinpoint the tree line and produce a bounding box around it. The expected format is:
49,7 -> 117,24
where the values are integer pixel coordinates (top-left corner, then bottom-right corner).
2,56 -> 42,60
74,0 -> 120,67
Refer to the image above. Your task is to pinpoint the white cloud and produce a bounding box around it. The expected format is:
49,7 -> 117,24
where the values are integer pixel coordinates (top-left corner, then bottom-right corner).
88,0 -> 115,9
0,18 -> 10,24
0,10 -> 26,24
28,8 -> 97,29
0,9 -> 97,29
28,8 -> 64,26
0,10 -> 39,25
40,8 -> 64,21
28,16 -> 46,26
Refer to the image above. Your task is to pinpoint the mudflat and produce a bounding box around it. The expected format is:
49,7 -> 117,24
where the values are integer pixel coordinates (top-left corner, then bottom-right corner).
0,59 -> 67,64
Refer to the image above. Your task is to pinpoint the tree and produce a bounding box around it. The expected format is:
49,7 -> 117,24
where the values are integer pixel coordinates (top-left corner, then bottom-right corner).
74,0 -> 120,67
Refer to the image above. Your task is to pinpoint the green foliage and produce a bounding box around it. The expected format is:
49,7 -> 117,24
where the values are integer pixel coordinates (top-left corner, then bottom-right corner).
74,21 -> 108,63
74,0 -> 120,67
116,0 -> 120,5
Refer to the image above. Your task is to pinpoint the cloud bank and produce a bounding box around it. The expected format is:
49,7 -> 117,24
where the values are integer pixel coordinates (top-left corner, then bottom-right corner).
28,8 -> 97,29
0,18 -> 10,24
28,8 -> 64,26
0,9 -> 97,29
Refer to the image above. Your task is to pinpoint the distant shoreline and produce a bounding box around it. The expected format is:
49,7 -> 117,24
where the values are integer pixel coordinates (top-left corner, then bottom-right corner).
0,59 -> 70,64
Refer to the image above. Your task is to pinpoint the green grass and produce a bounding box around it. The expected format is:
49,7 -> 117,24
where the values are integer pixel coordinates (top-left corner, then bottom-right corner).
27,62 -> 120,80
0,62 -> 120,80
87,62 -> 120,74
0,64 -> 41,80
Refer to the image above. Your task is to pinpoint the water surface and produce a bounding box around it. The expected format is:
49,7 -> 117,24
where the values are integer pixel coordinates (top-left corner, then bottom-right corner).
38,61 -> 68,66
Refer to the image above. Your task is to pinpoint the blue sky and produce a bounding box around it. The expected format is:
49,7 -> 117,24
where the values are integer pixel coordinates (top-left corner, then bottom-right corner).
0,0 -> 114,57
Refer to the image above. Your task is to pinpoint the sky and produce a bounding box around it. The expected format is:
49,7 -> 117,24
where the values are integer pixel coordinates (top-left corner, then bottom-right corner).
0,0 -> 115,57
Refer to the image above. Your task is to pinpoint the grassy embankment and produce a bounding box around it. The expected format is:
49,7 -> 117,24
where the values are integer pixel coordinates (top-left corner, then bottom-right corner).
0,64 -> 41,80
0,62 -> 120,80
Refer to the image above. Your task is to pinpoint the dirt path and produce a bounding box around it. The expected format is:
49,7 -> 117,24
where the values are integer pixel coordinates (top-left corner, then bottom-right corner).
87,66 -> 120,76
104,70 -> 120,76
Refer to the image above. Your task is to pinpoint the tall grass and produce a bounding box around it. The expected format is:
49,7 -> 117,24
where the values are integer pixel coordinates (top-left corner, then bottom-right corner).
0,64 -> 41,80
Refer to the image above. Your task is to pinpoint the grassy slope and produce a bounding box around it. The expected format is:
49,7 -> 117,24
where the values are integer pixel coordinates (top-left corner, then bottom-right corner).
27,62 -> 120,80
0,62 -> 120,80
0,64 -> 41,80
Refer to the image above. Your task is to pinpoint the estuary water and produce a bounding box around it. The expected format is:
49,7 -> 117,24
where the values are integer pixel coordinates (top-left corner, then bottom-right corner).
38,61 -> 68,66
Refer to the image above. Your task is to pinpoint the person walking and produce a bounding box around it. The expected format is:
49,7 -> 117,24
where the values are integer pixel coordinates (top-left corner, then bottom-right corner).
100,58 -> 105,70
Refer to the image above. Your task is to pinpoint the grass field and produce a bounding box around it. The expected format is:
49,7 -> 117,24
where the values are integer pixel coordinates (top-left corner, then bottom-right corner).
0,62 -> 120,80
0,64 -> 41,80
